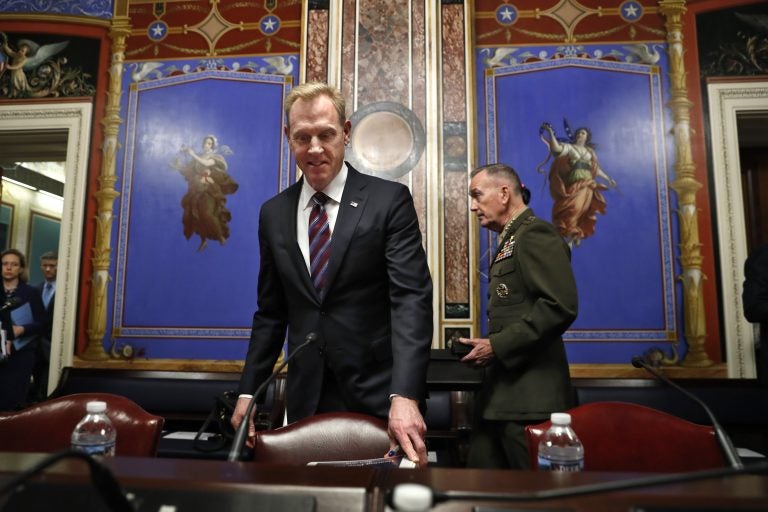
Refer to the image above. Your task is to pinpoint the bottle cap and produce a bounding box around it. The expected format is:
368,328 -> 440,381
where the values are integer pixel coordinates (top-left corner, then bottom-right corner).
391,483 -> 433,512
550,412 -> 571,425
86,401 -> 107,413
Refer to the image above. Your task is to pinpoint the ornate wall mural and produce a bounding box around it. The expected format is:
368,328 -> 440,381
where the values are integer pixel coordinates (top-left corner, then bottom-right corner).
0,32 -> 98,100
125,0 -> 300,60
471,1 -> 718,371
108,60 -> 296,360
71,0 -> 304,360
0,0 -> 113,18
698,2 -> 768,77
477,44 -> 678,366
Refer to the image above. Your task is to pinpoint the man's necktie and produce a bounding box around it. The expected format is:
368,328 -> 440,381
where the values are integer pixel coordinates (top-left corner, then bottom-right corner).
308,192 -> 331,293
43,282 -> 53,308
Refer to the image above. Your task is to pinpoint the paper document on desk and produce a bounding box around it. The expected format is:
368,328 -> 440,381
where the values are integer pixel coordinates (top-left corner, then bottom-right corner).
163,431 -> 216,441
737,447 -> 766,458
307,454 -> 415,468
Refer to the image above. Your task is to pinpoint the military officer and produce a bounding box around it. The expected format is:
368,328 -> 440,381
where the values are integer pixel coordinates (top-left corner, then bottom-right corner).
458,162 -> 578,469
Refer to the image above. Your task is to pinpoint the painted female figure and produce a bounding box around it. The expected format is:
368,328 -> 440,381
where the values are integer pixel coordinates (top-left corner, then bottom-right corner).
171,135 -> 238,251
539,122 -> 617,247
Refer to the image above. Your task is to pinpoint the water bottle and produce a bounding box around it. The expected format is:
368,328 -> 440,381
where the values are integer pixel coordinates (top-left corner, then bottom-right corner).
537,412 -> 584,471
71,400 -> 116,456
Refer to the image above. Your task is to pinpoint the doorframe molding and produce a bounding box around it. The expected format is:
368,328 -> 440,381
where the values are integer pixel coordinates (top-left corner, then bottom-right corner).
0,101 -> 92,390
707,80 -> 768,378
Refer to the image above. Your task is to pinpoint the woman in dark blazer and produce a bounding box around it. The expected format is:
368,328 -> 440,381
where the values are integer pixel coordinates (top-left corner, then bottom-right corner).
0,248 -> 45,411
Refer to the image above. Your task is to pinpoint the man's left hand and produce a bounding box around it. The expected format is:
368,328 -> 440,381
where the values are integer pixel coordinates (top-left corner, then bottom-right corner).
387,396 -> 427,467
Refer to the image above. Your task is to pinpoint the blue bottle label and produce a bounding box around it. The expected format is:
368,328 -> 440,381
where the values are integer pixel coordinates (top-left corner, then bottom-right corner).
72,442 -> 116,457
537,455 -> 584,471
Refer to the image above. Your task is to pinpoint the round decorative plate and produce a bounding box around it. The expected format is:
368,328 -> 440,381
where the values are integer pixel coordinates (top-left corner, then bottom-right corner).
346,101 -> 425,180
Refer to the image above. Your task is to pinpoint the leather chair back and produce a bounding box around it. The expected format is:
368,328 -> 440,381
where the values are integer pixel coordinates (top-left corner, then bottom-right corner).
252,412 -> 389,465
0,392 -> 164,457
525,401 -> 726,472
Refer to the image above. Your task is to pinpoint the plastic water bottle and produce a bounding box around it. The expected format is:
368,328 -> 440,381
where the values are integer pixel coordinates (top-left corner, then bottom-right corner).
537,412 -> 584,471
71,401 -> 116,456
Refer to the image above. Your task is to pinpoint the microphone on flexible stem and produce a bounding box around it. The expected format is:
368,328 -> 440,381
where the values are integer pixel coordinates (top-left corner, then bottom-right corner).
227,332 -> 318,462
0,450 -> 134,512
631,355 -> 743,469
385,459 -> 768,510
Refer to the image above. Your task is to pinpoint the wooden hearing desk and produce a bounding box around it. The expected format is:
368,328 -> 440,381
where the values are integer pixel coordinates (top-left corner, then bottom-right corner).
0,454 -> 766,512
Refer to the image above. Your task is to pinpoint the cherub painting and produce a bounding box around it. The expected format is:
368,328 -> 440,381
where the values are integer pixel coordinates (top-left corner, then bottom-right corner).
538,120 -> 617,247
0,33 -> 68,98
170,135 -> 239,252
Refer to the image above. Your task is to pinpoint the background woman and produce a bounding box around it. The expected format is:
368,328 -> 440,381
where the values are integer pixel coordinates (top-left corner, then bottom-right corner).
0,248 -> 45,411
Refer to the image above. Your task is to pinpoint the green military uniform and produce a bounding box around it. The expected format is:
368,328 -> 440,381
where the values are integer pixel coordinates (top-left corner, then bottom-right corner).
468,208 -> 578,469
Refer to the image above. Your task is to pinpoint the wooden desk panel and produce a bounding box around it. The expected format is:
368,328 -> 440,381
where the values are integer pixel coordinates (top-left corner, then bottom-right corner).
0,454 -> 376,512
1,454 -> 766,512
379,466 -> 768,511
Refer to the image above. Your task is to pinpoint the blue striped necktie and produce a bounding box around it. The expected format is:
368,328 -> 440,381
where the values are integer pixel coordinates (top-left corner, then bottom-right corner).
43,282 -> 53,307
308,192 -> 331,294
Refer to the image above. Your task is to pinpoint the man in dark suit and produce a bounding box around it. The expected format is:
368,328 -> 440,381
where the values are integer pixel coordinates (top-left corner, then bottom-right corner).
232,83 -> 433,466
743,242 -> 768,386
30,251 -> 56,402
457,163 -> 578,469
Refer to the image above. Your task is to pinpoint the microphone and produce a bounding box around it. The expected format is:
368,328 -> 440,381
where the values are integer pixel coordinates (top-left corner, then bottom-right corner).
631,355 -> 743,469
386,460 -> 768,510
227,332 -> 318,462
0,450 -> 135,512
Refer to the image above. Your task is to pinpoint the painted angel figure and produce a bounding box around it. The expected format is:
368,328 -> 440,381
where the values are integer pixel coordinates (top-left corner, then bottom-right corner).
0,33 -> 68,98
538,120 -> 617,247
170,135 -> 239,252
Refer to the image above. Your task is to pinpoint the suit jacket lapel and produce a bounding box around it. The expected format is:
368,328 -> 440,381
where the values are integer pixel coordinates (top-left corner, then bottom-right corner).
281,180 -> 316,296
323,165 -> 367,295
